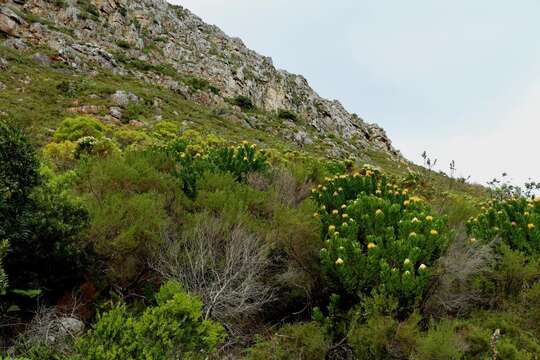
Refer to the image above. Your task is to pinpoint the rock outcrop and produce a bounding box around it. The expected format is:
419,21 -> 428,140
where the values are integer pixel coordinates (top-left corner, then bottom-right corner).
0,0 -> 399,156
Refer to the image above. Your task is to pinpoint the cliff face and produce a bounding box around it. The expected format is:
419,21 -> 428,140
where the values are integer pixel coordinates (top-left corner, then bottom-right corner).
0,0 -> 398,157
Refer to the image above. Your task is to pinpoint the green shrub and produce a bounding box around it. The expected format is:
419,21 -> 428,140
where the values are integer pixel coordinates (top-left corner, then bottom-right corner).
412,321 -> 464,360
277,109 -> 298,121
53,116 -> 108,142
75,136 -> 120,159
78,151 -> 186,283
0,121 -> 40,265
467,197 -> 540,255
76,281 -> 226,360
348,311 -> 420,359
115,40 -> 131,49
113,128 -> 151,149
209,142 -> 268,181
42,140 -> 77,169
153,121 -> 179,140
7,168 -> 89,295
312,166 -> 448,313
230,95 -> 255,110
245,322 -> 330,360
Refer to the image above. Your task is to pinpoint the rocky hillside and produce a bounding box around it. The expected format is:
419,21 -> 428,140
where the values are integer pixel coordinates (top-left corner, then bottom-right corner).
0,0 -> 398,157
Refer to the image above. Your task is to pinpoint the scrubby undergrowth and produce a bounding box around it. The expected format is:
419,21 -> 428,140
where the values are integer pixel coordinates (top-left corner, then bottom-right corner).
1,43 -> 538,360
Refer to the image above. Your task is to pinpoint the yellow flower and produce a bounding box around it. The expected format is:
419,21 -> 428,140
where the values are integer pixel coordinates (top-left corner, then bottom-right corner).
322,186 -> 327,191
333,232 -> 340,237
328,225 -> 336,233
332,209 -> 339,215
404,258 -> 411,266
430,229 -> 439,236
403,200 -> 410,206
402,189 -> 409,195
425,216 -> 433,222
366,170 -> 373,177
342,222 -> 349,228
528,223 -> 536,230
404,270 -> 411,276
311,188 -> 317,194
375,209 -> 384,216
353,172 -> 360,177
320,205 -> 326,210
341,204 -> 347,209
525,212 -> 530,216
419,264 -> 427,271
335,258 -> 344,265
243,156 -> 248,161
469,238 -> 477,244
313,213 -> 319,218
409,232 -> 417,238
375,189 -> 382,195
511,221 -> 517,226
338,187 -> 344,192
342,213 -> 349,219
367,242 -> 377,249
411,217 -> 420,223
409,196 -> 422,203
333,191 -> 339,197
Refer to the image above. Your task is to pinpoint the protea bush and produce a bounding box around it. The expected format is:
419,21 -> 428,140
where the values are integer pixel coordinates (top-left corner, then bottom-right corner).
312,166 -> 448,312
467,197 -> 540,254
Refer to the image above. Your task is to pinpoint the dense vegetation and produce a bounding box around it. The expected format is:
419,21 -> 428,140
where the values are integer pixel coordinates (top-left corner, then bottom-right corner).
1,45 -> 540,360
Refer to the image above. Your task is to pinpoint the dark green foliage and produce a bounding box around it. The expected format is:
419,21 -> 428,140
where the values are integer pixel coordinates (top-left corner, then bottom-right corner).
184,76 -> 220,95
115,40 -> 132,49
5,170 -> 89,296
76,281 -> 226,360
278,109 -> 298,121
230,95 -> 255,110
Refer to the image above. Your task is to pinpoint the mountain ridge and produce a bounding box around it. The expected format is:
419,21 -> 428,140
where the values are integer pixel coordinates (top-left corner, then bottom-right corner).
0,0 -> 399,158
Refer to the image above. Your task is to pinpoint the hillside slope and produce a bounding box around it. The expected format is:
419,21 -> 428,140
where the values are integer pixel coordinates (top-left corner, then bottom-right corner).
0,0 -> 397,158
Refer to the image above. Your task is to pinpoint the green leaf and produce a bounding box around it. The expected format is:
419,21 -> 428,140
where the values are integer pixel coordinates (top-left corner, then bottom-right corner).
12,288 -> 42,298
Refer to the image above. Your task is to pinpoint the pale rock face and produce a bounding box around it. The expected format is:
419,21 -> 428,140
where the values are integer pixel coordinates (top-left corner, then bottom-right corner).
0,0 -> 399,157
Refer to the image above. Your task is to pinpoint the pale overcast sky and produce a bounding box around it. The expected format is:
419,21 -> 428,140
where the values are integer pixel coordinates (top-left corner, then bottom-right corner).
171,0 -> 540,186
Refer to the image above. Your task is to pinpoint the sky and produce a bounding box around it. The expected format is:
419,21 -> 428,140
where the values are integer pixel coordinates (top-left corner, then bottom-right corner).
171,0 -> 540,186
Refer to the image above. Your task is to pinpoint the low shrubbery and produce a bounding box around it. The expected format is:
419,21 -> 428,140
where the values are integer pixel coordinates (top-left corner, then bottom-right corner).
76,281 -> 226,360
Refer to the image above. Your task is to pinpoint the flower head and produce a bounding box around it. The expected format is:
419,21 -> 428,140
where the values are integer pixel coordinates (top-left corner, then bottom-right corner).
367,242 -> 377,249
342,213 -> 349,219
419,264 -> 427,271
375,209 -> 384,216
528,223 -> 536,230
411,217 -> 421,224
335,258 -> 344,265
332,209 -> 339,215
404,258 -> 411,266
403,200 -> 410,207
328,225 -> 336,233
425,215 -> 433,222
409,232 -> 417,238
430,229 -> 439,236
